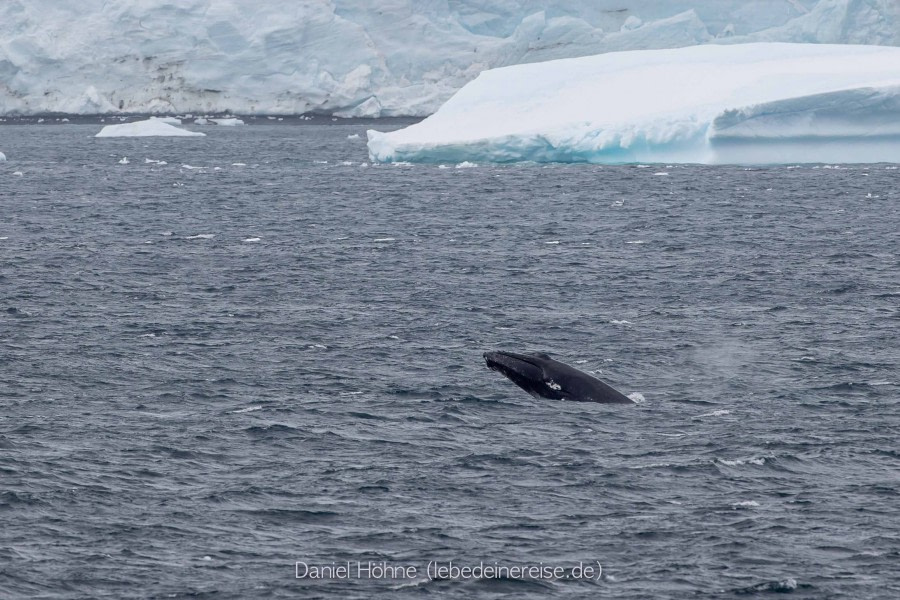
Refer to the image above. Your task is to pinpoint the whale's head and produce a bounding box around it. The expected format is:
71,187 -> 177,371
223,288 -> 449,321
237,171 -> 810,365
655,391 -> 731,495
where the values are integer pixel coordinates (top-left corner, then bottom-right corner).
483,350 -> 566,400
484,350 -> 635,404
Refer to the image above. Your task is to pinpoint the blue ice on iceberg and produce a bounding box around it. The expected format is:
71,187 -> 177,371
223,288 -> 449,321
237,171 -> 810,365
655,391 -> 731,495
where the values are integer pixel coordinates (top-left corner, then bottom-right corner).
367,43 -> 900,164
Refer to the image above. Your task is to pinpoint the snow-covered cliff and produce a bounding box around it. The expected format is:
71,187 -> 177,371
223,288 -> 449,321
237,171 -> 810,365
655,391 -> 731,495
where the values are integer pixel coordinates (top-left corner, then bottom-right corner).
1,0 -> 897,117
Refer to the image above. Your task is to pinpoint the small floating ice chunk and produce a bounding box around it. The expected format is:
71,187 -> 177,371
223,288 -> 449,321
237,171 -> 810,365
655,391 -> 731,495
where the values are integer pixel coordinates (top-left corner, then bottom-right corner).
243,237 -> 261,242
0,151 -> 6,161
231,162 -> 246,166
455,161 -> 477,168
610,320 -> 633,325
13,171 -> 23,176
211,117 -> 244,126
194,118 -> 209,125
737,579 -> 798,594
118,156 -> 129,164
150,116 -> 183,125
654,172 -> 669,176
544,241 -> 560,245
374,237 -> 396,242
732,500 -> 761,509
231,405 -> 262,413
96,118 -> 205,137
186,234 -> 215,240
695,409 -> 732,418
347,133 -> 360,140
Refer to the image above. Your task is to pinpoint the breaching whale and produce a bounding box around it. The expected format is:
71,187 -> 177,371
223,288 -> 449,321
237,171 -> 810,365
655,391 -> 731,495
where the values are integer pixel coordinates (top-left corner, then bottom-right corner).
483,351 -> 634,404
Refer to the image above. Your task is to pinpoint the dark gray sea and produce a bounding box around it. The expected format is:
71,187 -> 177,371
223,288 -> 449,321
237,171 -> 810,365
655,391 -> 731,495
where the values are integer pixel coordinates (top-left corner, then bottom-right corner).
2,118 -> 899,599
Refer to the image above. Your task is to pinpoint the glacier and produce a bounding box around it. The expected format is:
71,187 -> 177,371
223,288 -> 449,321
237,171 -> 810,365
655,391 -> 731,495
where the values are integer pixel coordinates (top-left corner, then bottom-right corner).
0,0 -> 898,117
366,43 -> 900,165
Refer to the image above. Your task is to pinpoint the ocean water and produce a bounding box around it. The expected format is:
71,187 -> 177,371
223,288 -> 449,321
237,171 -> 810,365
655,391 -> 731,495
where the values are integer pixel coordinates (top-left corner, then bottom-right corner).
1,119 -> 899,599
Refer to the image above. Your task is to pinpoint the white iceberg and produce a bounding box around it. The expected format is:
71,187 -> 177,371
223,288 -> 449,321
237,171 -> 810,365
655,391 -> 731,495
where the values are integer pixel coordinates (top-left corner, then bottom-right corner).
96,118 -> 206,138
367,43 -> 900,165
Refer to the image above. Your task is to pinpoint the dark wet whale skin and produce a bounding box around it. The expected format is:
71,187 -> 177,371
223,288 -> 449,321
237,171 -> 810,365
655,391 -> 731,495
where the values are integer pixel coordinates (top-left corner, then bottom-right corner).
483,351 -> 634,404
